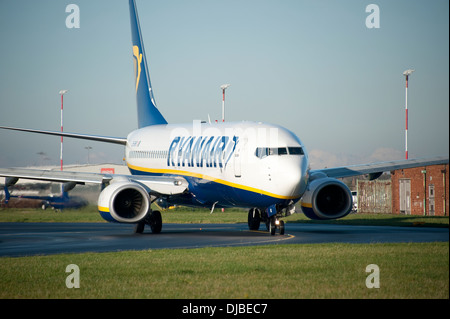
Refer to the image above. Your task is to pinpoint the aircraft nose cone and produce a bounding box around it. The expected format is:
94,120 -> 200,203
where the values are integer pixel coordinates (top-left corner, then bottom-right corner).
279,157 -> 307,198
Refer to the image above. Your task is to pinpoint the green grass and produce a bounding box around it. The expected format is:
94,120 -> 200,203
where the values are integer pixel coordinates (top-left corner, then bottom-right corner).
0,206 -> 448,299
0,205 -> 448,228
284,211 -> 450,228
0,206 -> 103,223
0,243 -> 448,299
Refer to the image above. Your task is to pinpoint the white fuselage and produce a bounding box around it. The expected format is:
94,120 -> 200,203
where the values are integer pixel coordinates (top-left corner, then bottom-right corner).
124,121 -> 309,209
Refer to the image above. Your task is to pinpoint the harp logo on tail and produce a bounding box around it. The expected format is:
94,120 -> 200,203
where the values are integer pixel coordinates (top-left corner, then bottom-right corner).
133,45 -> 143,92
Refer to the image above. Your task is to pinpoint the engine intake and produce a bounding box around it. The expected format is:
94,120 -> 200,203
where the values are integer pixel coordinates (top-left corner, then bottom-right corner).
300,177 -> 353,220
98,181 -> 150,223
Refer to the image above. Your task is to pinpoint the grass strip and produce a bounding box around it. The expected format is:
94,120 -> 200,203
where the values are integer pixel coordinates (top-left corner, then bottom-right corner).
0,242 -> 448,299
0,205 -> 448,228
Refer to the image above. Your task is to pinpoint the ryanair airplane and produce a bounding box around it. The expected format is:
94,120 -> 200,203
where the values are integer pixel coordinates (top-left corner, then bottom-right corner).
1,0 -> 448,235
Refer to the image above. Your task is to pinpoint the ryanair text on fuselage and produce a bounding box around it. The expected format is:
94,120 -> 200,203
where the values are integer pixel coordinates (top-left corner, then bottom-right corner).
167,135 -> 239,168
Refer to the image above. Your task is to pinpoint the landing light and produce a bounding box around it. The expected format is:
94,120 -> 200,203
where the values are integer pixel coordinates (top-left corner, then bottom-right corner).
275,220 -> 280,225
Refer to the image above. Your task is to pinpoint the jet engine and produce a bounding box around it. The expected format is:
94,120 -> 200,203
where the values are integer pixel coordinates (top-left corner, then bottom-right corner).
300,177 -> 353,220
98,180 -> 150,223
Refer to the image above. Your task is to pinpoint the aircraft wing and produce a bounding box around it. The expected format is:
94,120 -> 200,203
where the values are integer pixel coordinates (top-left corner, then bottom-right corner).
311,156 -> 449,179
0,168 -> 188,196
0,126 -> 127,145
0,167 -> 107,184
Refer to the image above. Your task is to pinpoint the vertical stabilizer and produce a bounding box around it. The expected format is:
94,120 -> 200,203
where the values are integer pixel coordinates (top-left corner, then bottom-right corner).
129,0 -> 168,127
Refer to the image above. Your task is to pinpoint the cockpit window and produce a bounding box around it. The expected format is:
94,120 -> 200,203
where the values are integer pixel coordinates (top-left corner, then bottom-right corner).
255,148 -> 268,158
288,147 -> 304,155
255,147 -> 303,159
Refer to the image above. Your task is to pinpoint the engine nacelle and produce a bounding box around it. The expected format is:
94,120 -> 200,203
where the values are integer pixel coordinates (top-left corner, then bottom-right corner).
98,181 -> 150,223
300,177 -> 353,220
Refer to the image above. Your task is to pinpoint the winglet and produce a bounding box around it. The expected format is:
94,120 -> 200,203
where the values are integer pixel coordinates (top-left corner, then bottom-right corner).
129,0 -> 168,128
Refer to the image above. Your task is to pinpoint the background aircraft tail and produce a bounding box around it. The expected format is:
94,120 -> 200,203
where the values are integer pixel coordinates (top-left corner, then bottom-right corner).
129,0 -> 168,128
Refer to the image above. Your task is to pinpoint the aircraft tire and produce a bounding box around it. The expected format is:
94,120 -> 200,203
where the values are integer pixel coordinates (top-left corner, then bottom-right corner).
268,218 -> 276,236
279,220 -> 285,235
248,208 -> 261,230
134,221 -> 145,234
270,224 -> 276,235
148,210 -> 162,234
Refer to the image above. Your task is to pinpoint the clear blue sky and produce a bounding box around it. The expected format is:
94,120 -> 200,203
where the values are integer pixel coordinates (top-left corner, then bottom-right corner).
0,0 -> 448,168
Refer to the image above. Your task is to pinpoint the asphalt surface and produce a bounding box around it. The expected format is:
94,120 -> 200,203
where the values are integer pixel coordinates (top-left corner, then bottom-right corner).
0,222 -> 448,257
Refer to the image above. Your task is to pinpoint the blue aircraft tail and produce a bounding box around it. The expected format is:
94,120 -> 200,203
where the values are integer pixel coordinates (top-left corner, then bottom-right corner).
129,0 -> 168,128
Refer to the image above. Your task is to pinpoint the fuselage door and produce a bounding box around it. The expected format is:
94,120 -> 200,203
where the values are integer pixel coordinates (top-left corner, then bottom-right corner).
234,138 -> 246,178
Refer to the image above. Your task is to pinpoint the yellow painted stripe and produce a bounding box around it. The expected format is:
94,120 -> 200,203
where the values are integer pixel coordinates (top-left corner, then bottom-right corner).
301,202 -> 312,208
127,163 -> 299,200
98,206 -> 110,213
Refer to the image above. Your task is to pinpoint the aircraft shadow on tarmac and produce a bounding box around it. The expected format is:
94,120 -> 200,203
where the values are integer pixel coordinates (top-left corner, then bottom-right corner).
135,226 -> 274,237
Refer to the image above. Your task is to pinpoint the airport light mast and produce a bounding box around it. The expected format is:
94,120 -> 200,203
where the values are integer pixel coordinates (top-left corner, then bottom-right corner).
403,69 -> 414,160
59,90 -> 68,171
220,84 -> 230,122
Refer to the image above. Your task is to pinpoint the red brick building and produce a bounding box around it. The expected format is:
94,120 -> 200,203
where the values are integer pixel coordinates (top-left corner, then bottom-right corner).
391,164 -> 449,216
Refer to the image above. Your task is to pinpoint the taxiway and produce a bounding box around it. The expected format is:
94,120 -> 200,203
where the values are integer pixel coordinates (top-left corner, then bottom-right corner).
0,222 -> 448,257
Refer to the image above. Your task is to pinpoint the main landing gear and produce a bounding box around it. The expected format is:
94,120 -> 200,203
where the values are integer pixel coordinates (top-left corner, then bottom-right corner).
134,210 -> 162,234
248,207 -> 285,236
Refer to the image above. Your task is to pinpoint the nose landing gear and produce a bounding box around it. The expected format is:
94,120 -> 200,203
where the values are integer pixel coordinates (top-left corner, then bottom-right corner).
247,207 -> 286,236
267,217 -> 285,236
